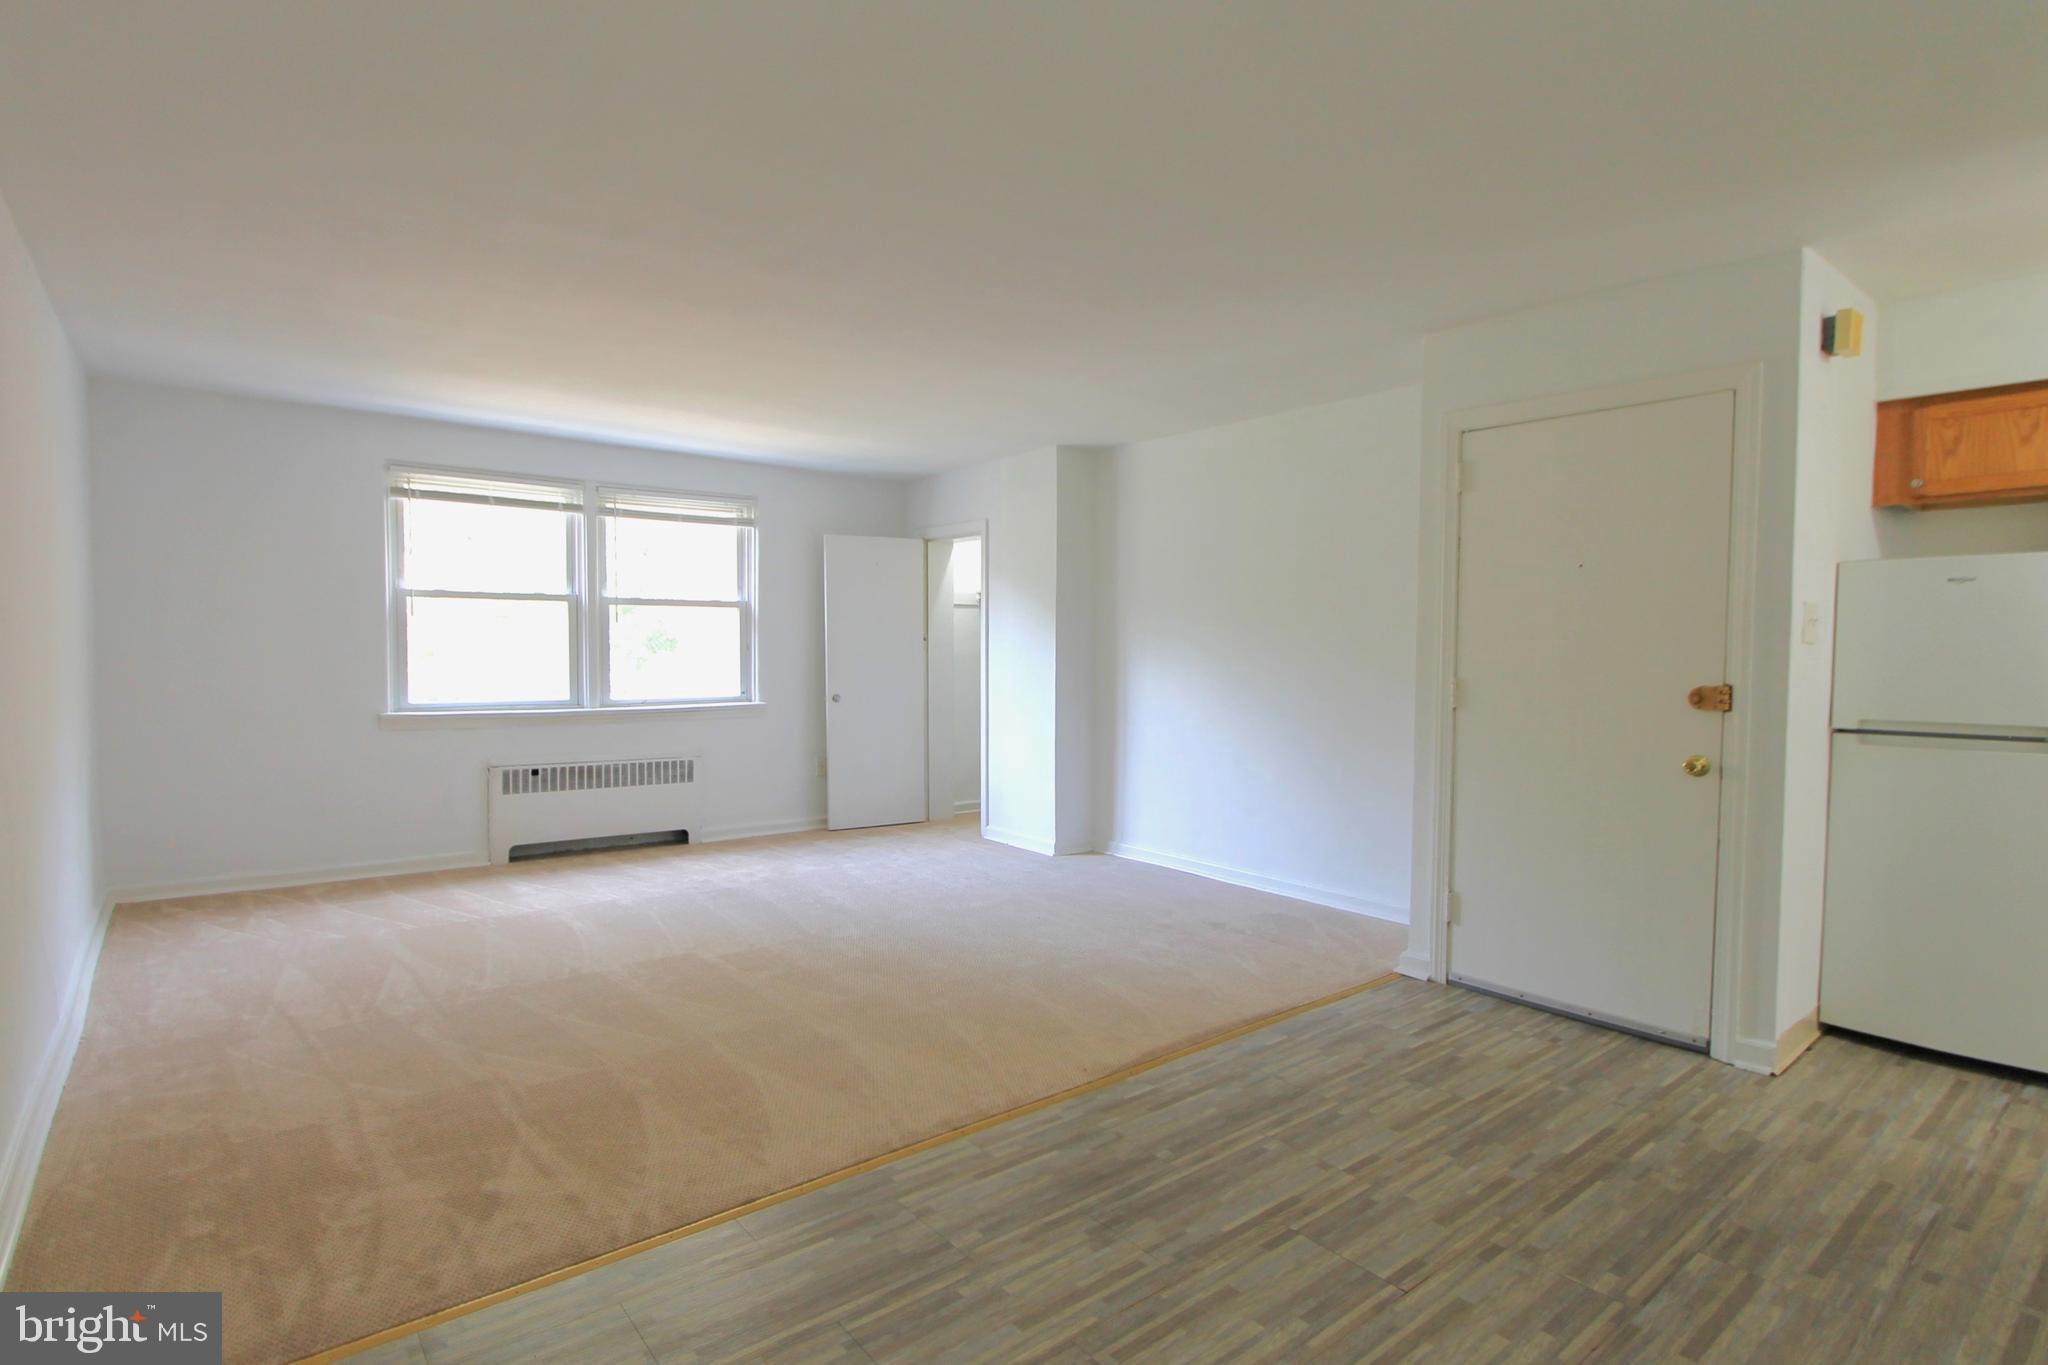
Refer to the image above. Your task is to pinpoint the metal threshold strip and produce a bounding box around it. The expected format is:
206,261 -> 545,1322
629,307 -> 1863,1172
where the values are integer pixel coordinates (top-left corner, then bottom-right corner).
1448,974 -> 1709,1052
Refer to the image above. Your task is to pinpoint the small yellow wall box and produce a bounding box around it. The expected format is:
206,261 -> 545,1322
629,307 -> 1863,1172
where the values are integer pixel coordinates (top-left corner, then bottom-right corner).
1821,307 -> 1864,357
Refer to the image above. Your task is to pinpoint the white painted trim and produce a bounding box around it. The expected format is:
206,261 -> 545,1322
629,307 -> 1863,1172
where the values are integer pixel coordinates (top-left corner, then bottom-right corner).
108,813 -> 841,904
1724,1035 -> 1780,1075
985,825 -> 1056,856
0,894 -> 115,1284
1397,951 -> 1435,981
1721,1009 -> 1819,1078
694,816 -> 828,843
1105,841 -> 1409,923
108,852 -> 488,904
952,800 -> 980,816
1416,364 -> 1767,1068
380,700 -> 765,728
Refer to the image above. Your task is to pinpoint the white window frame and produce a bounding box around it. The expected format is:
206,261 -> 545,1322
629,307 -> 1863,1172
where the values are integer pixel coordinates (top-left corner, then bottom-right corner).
591,483 -> 759,709
385,465 -> 760,717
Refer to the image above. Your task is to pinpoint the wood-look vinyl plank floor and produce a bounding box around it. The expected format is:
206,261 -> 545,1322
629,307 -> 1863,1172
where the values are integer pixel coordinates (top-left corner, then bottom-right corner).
354,979 -> 2048,1364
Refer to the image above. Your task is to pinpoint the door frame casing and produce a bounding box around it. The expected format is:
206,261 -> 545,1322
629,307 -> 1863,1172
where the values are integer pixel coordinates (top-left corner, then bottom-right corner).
1417,365 -> 1766,1068
923,519 -> 989,834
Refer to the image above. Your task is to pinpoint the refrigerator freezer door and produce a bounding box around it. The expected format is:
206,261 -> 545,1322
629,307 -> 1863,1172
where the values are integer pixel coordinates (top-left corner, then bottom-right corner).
1834,552 -> 2048,733
1821,731 -> 2048,1073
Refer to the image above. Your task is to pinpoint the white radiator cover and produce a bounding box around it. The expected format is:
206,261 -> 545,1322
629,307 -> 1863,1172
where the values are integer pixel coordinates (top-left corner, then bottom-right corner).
486,757 -> 700,864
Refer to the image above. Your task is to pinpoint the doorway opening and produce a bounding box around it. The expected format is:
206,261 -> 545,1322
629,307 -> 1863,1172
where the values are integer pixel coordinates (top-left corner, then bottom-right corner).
925,528 -> 988,831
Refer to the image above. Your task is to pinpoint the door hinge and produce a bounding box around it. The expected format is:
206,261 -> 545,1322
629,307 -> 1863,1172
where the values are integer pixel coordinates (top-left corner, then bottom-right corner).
1688,684 -> 1734,713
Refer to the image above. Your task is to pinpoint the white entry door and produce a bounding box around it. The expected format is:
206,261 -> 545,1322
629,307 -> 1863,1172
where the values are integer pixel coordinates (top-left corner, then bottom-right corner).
824,535 -> 927,830
1448,391 -> 1734,1045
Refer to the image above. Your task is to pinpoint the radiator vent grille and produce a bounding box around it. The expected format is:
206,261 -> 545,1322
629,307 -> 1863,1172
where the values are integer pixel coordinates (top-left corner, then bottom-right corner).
499,758 -> 695,797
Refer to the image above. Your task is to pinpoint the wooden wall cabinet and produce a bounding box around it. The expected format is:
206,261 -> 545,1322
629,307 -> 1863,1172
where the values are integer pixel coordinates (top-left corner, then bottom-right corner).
1875,380 -> 2048,508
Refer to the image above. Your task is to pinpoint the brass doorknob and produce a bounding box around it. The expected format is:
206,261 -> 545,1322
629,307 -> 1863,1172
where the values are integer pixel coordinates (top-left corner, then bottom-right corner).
1682,755 -> 1713,777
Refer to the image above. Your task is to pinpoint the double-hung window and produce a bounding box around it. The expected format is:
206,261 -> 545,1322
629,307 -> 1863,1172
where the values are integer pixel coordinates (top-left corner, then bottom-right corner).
387,467 -> 757,713
596,488 -> 755,705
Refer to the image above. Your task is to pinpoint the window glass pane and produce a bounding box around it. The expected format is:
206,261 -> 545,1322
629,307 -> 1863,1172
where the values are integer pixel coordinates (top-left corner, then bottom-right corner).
953,537 -> 982,598
605,516 -> 741,601
405,597 -> 572,705
607,604 -> 743,702
402,498 -> 572,595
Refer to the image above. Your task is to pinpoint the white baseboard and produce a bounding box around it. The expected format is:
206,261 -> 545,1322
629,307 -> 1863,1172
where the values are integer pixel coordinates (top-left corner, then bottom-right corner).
1103,842 -> 1409,924
1720,1013 -> 1819,1077
985,825 -> 1057,856
104,815 -> 841,904
1397,950 -> 1436,981
107,852 -> 486,905
0,892 -> 114,1284
952,800 -> 980,817
695,816 -> 827,843
1723,1037 -> 1778,1075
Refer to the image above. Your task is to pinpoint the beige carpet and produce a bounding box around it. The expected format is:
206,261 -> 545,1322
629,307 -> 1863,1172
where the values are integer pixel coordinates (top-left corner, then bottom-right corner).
7,818 -> 1404,1363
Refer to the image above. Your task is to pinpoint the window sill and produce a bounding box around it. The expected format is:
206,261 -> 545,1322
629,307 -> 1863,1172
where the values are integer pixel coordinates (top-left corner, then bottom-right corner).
379,701 -> 765,730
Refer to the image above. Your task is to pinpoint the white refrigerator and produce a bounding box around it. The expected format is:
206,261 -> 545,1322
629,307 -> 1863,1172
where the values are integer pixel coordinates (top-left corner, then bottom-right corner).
1822,551 -> 2048,1074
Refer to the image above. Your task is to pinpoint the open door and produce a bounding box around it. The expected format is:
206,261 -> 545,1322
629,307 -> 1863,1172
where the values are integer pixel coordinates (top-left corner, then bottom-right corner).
824,534 -> 927,830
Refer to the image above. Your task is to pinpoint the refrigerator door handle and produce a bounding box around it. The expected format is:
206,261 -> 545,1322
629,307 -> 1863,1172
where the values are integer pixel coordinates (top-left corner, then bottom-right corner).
1838,729 -> 2048,754
1837,723 -> 2048,744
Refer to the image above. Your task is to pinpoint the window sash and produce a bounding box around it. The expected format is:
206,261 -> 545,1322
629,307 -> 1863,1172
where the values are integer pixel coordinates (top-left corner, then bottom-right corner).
391,467 -> 584,511
388,475 -> 587,710
396,591 -> 581,709
599,486 -> 756,526
594,485 -> 756,706
386,468 -> 759,712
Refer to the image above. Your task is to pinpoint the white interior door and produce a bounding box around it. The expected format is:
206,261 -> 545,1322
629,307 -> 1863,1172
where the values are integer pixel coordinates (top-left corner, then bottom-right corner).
824,535 -> 928,830
1448,391 -> 1734,1045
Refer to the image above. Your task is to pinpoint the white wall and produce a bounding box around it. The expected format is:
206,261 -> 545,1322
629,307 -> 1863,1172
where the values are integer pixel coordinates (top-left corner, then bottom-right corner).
1873,268 -> 2048,558
1410,252 -> 1808,1069
0,193 -> 98,1273
1053,448 -> 1100,855
1881,268 -> 2048,401
1095,389 -> 1420,918
1778,250 -> 1881,1037
90,379 -> 907,894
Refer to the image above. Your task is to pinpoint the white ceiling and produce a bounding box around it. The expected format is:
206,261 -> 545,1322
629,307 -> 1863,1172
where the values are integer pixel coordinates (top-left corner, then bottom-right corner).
3,1 -> 2046,475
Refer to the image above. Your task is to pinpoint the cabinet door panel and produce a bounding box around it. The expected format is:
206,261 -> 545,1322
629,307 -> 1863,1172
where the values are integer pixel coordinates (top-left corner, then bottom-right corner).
1912,388 -> 2048,501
